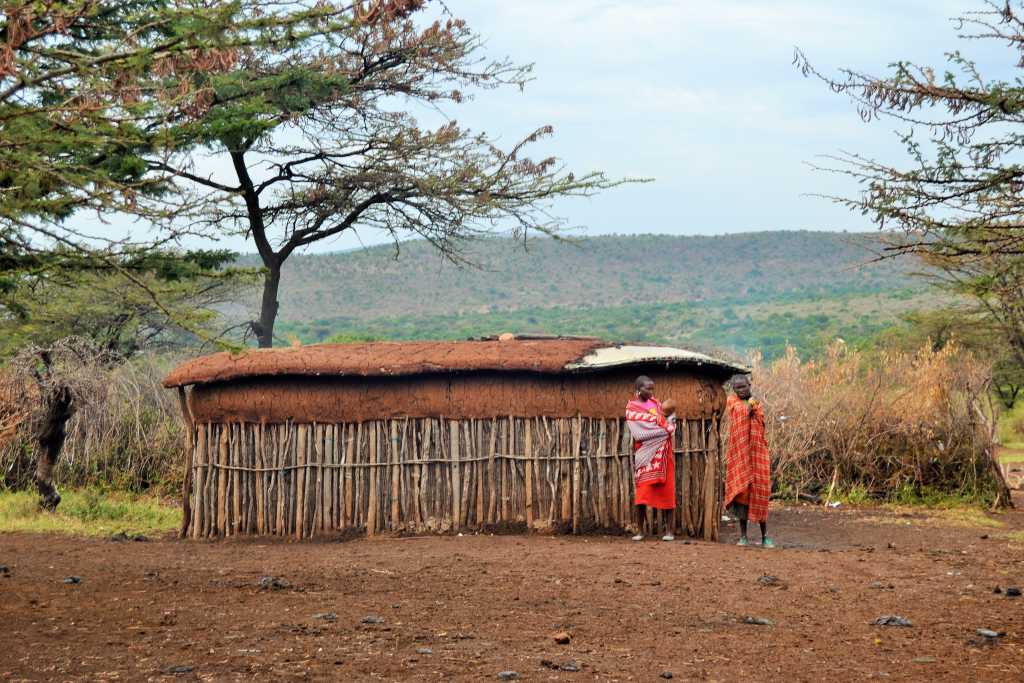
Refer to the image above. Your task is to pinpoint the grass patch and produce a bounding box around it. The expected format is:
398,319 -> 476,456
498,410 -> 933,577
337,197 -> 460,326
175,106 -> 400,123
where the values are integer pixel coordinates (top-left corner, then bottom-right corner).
1007,531 -> 1024,545
998,448 -> 1024,464
862,507 -> 1005,529
0,488 -> 179,537
997,399 -> 1024,447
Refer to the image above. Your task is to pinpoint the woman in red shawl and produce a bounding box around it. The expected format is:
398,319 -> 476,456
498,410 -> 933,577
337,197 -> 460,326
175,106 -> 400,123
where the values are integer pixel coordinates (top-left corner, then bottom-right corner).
626,375 -> 676,541
724,374 -> 774,547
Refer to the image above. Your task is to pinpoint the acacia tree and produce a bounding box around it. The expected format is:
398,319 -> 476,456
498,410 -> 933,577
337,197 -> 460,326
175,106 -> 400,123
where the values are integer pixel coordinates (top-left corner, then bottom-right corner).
796,1 -> 1024,375
0,0 -> 348,506
149,0 -> 626,347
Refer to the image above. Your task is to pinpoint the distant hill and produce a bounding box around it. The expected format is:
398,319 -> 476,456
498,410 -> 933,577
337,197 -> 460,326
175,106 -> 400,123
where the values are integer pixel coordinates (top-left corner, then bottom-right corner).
235,231 -> 936,360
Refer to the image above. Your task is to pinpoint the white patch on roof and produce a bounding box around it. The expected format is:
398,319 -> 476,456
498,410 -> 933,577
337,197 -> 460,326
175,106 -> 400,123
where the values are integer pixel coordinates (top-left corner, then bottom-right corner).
565,345 -> 748,373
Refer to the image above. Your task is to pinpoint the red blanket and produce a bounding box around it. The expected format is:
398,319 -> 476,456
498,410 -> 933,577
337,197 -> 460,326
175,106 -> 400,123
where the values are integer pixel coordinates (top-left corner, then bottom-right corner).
724,394 -> 771,522
625,398 -> 674,486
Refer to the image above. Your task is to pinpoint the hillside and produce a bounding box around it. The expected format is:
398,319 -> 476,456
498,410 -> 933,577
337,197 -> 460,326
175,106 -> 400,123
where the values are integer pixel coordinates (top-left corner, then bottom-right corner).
236,231 -> 935,360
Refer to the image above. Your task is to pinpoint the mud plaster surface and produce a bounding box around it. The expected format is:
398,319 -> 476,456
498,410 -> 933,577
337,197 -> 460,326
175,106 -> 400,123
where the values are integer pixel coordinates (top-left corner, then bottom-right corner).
187,369 -> 726,423
164,339 -> 609,388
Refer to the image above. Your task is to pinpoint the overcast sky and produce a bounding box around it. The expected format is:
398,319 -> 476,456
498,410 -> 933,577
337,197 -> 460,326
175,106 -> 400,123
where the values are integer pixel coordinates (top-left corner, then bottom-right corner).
445,0 -> 992,237
106,1 -> 1012,253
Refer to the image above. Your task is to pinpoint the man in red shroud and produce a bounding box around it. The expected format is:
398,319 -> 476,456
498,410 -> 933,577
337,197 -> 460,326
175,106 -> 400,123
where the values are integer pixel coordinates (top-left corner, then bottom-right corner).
724,374 -> 774,547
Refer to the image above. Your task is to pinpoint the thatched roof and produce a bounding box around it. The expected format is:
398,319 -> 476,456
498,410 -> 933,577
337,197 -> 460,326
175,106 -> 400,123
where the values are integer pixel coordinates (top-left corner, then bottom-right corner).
163,337 -> 746,388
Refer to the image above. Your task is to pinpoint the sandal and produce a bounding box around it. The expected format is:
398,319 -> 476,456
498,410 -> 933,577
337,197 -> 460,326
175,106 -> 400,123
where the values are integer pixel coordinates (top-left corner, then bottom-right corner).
761,537 -> 776,549
736,536 -> 749,546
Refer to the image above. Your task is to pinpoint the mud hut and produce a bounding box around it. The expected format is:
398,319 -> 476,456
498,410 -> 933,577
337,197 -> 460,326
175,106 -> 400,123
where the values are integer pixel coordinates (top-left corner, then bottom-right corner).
164,336 -> 746,541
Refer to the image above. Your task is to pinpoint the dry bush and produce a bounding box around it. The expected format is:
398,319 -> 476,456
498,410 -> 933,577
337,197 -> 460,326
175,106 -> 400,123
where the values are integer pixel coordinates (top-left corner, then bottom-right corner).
1,341 -> 184,494
753,341 -> 1009,505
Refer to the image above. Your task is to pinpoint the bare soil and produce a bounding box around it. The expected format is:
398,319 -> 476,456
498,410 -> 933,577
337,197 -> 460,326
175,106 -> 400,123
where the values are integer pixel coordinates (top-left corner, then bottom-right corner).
3,502 -> 1024,682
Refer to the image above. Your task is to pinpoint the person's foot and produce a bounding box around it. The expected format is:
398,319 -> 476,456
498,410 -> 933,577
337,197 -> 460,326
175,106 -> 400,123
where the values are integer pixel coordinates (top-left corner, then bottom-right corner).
761,537 -> 776,549
736,536 -> 749,546
631,534 -> 644,542
661,534 -> 675,542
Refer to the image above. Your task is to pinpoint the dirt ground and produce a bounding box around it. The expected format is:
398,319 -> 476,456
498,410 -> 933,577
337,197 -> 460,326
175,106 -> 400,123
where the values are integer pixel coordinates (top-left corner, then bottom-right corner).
2,501 -> 1024,682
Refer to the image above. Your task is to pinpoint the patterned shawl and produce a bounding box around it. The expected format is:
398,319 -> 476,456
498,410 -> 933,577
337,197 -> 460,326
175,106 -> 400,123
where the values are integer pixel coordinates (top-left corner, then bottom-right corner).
625,398 -> 675,486
724,394 -> 772,522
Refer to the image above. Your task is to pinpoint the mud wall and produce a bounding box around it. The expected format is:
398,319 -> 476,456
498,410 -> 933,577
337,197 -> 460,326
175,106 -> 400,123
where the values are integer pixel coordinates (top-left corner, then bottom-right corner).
187,369 -> 726,423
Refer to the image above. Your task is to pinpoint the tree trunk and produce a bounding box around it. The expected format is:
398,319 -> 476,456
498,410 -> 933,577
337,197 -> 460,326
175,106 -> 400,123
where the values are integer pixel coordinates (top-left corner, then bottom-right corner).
256,264 -> 281,348
35,384 -> 75,511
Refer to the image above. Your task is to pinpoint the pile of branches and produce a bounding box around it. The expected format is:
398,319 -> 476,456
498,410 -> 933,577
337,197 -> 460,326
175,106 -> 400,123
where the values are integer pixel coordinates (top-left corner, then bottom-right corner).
753,342 -> 1012,507
1,338 -> 183,502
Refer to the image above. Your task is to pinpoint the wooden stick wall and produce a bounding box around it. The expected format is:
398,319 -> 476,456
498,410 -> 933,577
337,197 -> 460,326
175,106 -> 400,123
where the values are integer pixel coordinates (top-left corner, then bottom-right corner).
183,416 -> 722,541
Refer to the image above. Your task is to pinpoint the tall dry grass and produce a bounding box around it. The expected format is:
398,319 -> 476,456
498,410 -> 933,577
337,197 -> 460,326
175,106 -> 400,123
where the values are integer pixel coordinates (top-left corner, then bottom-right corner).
1,348 -> 184,494
753,341 -> 1009,505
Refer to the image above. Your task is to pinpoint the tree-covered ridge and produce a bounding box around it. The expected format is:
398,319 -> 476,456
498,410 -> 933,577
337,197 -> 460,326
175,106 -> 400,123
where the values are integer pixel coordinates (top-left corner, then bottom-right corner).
259,231 -> 934,359
255,231 -> 918,319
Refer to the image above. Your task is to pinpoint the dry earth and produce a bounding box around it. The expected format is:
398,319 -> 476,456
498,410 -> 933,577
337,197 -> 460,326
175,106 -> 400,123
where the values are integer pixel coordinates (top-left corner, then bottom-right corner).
2,502 -> 1023,682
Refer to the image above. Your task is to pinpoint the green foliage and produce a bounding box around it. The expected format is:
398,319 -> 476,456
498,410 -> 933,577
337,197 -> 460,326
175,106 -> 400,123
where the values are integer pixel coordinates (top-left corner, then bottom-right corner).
0,249 -> 259,358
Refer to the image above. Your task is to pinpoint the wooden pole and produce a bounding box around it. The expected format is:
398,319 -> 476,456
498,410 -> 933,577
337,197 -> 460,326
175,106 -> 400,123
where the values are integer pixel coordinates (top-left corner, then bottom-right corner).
175,388 -> 194,539
367,422 -> 378,536
572,416 -> 582,533
450,420 -> 461,530
524,420 -> 534,529
391,420 -> 401,531
190,422 -> 205,539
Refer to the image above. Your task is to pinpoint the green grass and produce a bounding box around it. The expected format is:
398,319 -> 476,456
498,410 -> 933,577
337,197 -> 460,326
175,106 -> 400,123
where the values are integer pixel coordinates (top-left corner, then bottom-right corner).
0,488 -> 180,537
999,448 -> 1024,464
997,400 -> 1024,451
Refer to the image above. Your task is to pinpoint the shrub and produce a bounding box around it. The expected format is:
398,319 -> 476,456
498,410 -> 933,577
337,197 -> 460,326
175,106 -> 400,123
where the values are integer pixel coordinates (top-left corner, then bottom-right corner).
0,351 -> 184,494
752,341 -> 1010,506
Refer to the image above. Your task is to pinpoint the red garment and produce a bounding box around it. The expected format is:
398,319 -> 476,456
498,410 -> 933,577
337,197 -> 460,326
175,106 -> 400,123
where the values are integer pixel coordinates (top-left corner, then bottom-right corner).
626,397 -> 676,510
724,394 -> 771,522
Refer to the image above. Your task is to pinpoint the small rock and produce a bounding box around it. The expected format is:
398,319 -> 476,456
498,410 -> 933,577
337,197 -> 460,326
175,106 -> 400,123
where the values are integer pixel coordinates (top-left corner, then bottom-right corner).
614,577 -> 623,584
132,534 -> 147,542
258,576 -> 290,591
361,615 -> 385,625
911,657 -> 936,664
110,532 -> 130,542
742,616 -> 774,626
416,647 -> 433,655
497,671 -> 519,681
62,576 -> 81,585
976,628 -> 1003,639
993,586 -> 1003,594
757,574 -> 780,586
980,534 -> 989,540
560,661 -> 581,672
553,630 -> 571,644
313,612 -> 337,622
660,672 -> 674,680
166,665 -> 194,674
828,585 -> 839,593
873,615 -> 912,627
0,564 -> 10,576
887,542 -> 897,549
540,659 -> 559,670
1005,586 -> 1021,597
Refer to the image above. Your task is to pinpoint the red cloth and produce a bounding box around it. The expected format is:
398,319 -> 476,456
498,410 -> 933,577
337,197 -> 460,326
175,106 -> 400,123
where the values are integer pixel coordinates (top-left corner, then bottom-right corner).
724,394 -> 771,522
626,397 -> 676,510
